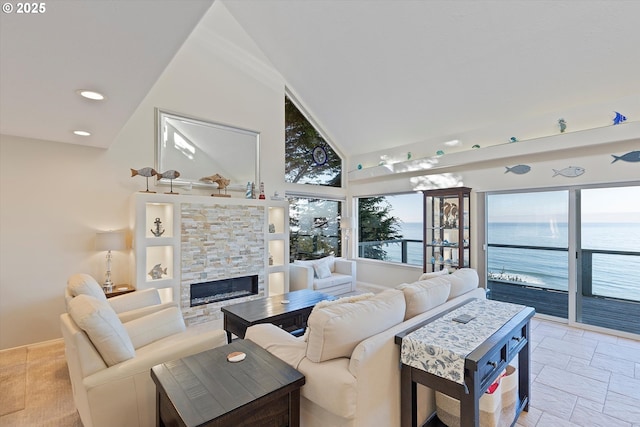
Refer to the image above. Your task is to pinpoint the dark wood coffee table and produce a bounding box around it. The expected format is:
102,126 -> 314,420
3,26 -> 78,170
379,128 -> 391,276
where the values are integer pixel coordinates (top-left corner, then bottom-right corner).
151,339 -> 305,427
221,289 -> 335,343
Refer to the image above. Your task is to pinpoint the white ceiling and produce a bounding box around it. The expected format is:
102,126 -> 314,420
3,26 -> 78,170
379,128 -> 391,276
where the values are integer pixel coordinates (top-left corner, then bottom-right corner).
2,0 -> 639,155
0,0 -> 213,148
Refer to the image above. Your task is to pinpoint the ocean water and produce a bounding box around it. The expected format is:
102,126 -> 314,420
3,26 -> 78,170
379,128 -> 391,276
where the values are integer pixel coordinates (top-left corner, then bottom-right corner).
382,222 -> 640,302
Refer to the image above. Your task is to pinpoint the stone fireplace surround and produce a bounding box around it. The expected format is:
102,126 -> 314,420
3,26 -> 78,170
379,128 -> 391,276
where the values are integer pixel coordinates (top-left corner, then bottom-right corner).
180,202 -> 266,325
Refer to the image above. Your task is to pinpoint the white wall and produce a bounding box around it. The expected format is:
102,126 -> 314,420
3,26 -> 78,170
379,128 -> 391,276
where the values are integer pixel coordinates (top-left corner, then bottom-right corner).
0,2 -> 286,349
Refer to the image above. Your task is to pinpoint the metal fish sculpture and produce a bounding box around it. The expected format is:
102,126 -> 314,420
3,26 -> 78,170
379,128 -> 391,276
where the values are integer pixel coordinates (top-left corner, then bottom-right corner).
552,166 -> 585,178
148,264 -> 167,280
130,167 -> 157,177
156,170 -> 180,180
613,112 -> 627,125
611,151 -> 640,163
505,165 -> 531,175
131,167 -> 158,193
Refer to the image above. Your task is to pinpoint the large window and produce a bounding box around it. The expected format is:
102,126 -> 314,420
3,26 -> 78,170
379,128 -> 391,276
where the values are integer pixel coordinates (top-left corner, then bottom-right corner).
486,185 -> 640,335
285,96 -> 342,187
357,193 -> 423,265
289,197 -> 342,260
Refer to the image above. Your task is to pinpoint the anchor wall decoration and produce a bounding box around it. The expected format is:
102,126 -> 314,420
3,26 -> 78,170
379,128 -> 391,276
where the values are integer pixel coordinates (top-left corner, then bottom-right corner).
151,217 -> 165,237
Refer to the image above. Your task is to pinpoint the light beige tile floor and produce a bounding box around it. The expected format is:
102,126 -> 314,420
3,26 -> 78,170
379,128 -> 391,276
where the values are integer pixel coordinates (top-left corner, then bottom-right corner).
517,318 -> 640,427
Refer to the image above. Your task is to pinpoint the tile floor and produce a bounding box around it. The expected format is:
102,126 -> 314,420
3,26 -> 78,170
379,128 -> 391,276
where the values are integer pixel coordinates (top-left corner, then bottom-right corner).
517,318 -> 640,427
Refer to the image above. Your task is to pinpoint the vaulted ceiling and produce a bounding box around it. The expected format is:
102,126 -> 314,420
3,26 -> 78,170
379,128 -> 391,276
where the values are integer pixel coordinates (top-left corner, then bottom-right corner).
2,0 -> 639,155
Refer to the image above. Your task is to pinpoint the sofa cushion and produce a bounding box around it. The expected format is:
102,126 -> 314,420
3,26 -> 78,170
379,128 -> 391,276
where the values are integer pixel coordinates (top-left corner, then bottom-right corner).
447,268 -> 479,299
123,306 -> 186,349
306,289 -> 406,363
68,294 -> 135,366
418,268 -> 448,281
67,273 -> 108,302
313,259 -> 332,279
397,277 -> 451,320
312,273 -> 353,290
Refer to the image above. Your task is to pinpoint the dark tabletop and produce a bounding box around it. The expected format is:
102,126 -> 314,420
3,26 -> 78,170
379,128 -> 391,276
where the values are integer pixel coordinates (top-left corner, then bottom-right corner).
151,339 -> 305,427
221,289 -> 335,322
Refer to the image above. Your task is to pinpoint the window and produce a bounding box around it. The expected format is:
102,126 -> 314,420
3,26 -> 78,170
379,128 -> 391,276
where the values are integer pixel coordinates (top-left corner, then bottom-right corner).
289,197 -> 342,260
357,193 -> 423,265
285,96 -> 342,187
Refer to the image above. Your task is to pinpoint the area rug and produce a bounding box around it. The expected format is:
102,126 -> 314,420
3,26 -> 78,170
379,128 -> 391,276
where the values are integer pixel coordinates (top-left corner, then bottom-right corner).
0,341 -> 81,426
0,347 -> 27,416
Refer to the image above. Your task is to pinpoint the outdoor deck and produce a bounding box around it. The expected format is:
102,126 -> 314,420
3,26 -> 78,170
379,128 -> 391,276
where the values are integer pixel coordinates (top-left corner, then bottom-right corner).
487,280 -> 640,335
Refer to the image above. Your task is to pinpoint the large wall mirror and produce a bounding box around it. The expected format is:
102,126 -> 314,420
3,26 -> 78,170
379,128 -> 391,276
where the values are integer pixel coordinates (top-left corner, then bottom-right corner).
155,109 -> 260,191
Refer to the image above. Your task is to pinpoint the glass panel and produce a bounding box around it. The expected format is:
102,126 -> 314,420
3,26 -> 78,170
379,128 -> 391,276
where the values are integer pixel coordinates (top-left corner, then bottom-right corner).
289,197 -> 342,260
578,186 -> 640,334
487,191 -> 569,318
285,96 -> 342,187
357,194 -> 422,265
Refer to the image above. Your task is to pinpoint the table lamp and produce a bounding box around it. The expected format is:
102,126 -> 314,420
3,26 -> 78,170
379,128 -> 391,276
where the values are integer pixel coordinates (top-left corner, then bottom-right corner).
95,231 -> 127,293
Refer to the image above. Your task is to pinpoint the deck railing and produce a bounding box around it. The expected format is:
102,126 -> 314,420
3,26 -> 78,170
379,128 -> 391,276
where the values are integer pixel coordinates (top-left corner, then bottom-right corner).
358,239 -> 422,265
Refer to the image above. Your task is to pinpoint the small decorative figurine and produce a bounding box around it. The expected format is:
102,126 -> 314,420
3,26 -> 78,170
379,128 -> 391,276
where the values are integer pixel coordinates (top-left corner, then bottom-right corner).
201,173 -> 231,197
269,224 -> 276,233
611,150 -> 640,163
552,166 -> 585,178
407,152 -> 412,160
148,264 -> 167,280
130,167 -> 158,193
151,217 -> 165,237
558,118 -> 567,133
246,182 -> 252,199
251,182 -> 256,199
436,150 -> 445,156
613,112 -> 627,125
509,137 -> 518,143
472,144 -> 481,149
259,182 -> 266,200
357,164 -> 363,170
157,170 -> 180,194
505,165 -> 531,175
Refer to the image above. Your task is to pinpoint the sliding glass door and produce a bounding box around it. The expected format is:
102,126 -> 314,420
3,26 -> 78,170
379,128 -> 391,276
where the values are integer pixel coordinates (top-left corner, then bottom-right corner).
487,184 -> 640,335
486,191 -> 569,318
577,186 -> 640,334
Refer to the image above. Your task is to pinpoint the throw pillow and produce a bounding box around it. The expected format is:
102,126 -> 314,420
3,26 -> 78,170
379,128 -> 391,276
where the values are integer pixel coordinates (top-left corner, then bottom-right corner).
447,268 -> 479,299
68,294 -> 135,366
305,289 -> 405,362
397,277 -> 451,320
313,260 -> 332,279
418,268 -> 448,281
67,273 -> 108,302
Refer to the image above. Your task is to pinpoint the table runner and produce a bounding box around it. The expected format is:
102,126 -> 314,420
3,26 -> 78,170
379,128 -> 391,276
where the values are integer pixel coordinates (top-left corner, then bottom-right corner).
400,299 -> 525,384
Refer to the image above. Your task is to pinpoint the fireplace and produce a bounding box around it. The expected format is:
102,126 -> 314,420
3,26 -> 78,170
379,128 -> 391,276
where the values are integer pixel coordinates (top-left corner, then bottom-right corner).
190,275 -> 259,307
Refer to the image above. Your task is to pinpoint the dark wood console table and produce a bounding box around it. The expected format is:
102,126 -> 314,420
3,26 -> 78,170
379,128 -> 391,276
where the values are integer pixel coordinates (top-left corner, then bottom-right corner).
395,298 -> 535,427
151,339 -> 305,427
221,289 -> 335,343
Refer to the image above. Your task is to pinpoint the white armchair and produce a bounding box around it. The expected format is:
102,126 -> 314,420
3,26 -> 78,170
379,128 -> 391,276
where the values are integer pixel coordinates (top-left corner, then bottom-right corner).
290,255 -> 356,296
65,273 -> 175,323
61,294 -> 227,427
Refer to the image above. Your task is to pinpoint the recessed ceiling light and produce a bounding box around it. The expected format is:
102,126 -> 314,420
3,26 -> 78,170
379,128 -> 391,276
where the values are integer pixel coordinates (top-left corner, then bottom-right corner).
77,90 -> 105,100
73,130 -> 91,136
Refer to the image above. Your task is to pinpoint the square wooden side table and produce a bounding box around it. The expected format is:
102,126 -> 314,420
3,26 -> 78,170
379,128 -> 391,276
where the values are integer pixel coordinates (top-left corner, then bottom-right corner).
104,284 -> 135,298
151,339 -> 305,427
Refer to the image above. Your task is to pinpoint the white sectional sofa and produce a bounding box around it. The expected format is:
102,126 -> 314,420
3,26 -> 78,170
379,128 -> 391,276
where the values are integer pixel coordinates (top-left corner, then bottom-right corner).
247,268 -> 484,427
290,256 -> 356,296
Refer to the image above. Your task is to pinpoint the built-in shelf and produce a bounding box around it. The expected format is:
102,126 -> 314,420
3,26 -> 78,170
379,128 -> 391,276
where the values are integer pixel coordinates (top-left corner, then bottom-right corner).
349,121 -> 640,182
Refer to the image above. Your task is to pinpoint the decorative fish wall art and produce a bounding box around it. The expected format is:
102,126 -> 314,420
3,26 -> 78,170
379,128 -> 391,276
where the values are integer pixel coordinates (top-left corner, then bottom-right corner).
611,150 -> 640,163
130,167 -> 158,193
552,166 -> 585,178
505,165 -> 531,175
613,112 -> 627,125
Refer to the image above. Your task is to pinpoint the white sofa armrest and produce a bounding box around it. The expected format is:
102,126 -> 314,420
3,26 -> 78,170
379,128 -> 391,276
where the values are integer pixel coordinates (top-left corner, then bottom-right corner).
107,288 -> 161,313
290,263 -> 315,291
246,324 -> 307,368
334,258 -> 356,292
123,306 -> 185,349
116,301 -> 178,323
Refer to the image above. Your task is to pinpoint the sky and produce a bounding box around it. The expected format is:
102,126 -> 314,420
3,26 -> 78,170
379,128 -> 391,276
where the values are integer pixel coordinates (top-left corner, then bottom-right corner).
384,186 -> 640,224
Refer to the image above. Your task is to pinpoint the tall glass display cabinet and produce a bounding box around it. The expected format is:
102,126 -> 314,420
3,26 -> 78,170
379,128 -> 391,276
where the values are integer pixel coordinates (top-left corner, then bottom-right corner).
423,187 -> 471,272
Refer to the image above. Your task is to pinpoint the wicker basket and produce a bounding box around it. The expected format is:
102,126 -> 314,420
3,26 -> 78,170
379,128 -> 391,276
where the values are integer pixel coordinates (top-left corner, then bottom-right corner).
435,377 -> 503,427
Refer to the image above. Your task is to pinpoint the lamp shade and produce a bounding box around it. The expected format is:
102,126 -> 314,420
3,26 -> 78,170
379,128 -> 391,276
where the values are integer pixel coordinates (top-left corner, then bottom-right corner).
340,217 -> 353,230
95,231 -> 127,252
